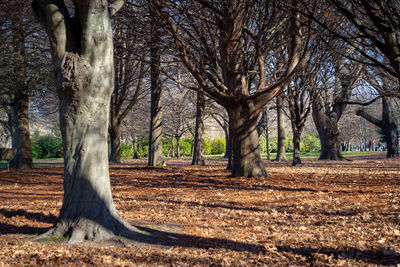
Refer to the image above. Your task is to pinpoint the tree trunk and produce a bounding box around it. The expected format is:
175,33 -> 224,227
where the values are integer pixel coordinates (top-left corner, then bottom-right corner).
312,99 -> 343,160
192,90 -> 205,165
356,97 -> 399,158
32,0 -> 142,243
109,118 -> 121,163
9,9 -> 32,169
171,137 -> 175,158
292,128 -> 302,166
11,87 -> 33,169
265,128 -> 270,160
229,101 -> 268,178
176,136 -> 180,158
148,22 -> 164,166
132,136 -> 139,159
275,95 -> 287,161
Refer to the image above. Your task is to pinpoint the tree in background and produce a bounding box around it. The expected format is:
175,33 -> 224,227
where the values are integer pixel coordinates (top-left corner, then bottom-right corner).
154,0 -> 303,178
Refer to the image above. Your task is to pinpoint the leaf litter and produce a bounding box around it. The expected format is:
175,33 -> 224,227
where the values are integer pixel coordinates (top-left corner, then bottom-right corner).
0,156 -> 399,266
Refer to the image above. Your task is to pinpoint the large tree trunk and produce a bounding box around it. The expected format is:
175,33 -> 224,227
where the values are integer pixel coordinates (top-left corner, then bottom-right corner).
275,95 -> 287,161
312,98 -> 343,160
109,117 -> 121,163
229,101 -> 268,178
148,22 -> 164,166
32,0 -> 143,243
192,90 -> 205,165
11,87 -> 33,169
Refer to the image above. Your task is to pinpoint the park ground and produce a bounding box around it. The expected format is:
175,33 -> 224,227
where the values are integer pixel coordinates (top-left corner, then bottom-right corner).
0,155 -> 399,266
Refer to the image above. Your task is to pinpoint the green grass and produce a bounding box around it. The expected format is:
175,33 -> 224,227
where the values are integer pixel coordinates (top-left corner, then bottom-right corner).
0,158 -> 64,168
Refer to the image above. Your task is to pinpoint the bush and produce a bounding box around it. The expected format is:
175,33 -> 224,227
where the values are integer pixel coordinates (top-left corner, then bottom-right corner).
301,134 -> 321,152
179,137 -> 193,157
210,138 -> 225,155
204,139 -> 212,155
31,134 -> 63,159
121,144 -> 133,158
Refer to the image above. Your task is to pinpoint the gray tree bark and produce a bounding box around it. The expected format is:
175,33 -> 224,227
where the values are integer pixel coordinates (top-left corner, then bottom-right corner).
32,0 -> 144,243
148,17 -> 164,166
275,95 -> 287,161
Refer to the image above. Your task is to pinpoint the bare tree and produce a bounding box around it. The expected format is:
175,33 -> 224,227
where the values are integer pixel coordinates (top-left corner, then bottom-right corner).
31,0 -> 145,242
153,0 -> 303,178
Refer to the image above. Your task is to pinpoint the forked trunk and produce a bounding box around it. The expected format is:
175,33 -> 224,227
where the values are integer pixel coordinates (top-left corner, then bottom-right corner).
229,101 -> 268,178
109,119 -> 121,163
192,90 -> 205,165
312,102 -> 343,160
11,87 -> 33,169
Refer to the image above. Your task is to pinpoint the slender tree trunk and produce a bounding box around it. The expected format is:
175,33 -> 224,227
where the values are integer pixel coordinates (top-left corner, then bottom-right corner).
176,136 -> 180,158
171,137 -> 175,158
275,95 -> 287,161
265,128 -> 270,160
11,87 -> 33,169
148,23 -> 164,166
192,90 -> 205,165
10,10 -> 32,169
229,101 -> 268,178
292,128 -> 302,166
132,136 -> 138,159
109,118 -> 121,163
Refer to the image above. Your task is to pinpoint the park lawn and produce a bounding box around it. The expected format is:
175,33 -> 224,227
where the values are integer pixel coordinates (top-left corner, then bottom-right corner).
0,156 -> 399,266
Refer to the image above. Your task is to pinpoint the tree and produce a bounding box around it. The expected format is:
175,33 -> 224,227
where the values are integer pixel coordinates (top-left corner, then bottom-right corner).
328,0 -> 400,89
163,66 -> 195,158
148,8 -> 165,166
312,45 -> 363,160
274,94 -> 287,161
356,97 -> 399,158
286,39 -> 325,165
1,1 -> 34,169
192,89 -> 205,165
153,0 -> 303,178
109,9 -> 148,163
31,0 -> 142,242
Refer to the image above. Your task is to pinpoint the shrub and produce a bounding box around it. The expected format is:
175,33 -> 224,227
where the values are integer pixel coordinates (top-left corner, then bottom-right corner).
121,144 -> 132,158
204,139 -> 212,155
301,134 -> 321,152
31,134 -> 63,159
210,138 -> 225,155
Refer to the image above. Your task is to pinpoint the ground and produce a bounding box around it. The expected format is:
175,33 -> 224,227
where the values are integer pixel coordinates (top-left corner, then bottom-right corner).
0,155 -> 399,266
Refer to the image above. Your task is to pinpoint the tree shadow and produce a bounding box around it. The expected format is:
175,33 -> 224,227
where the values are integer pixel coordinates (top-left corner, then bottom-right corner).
0,208 -> 58,224
278,245 -> 400,265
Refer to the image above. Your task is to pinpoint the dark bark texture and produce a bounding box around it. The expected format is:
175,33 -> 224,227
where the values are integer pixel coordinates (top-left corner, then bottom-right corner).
10,9 -> 32,169
356,97 -> 399,158
192,90 -> 205,165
